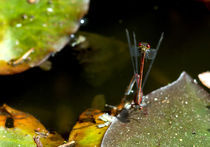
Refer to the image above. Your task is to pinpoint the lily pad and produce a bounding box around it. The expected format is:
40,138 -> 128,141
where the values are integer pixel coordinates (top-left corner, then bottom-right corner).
0,104 -> 64,146
102,72 -> 210,146
0,0 -> 89,75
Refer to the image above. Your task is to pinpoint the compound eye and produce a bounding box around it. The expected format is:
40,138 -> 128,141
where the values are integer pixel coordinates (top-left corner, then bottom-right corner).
147,44 -> 150,48
138,42 -> 142,47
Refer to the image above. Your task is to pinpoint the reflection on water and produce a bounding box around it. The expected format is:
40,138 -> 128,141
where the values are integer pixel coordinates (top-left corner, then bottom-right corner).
0,0 -> 209,136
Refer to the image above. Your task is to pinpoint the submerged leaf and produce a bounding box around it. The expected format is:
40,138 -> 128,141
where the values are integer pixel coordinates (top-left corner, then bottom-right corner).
0,0 -> 89,75
72,32 -> 130,86
0,104 -> 64,146
102,72 -> 210,146
91,94 -> 106,111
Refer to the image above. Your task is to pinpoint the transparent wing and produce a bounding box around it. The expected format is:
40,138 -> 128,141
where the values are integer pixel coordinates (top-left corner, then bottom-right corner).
133,32 -> 139,74
129,46 -> 140,57
126,29 -> 136,74
125,29 -> 140,92
142,32 -> 164,89
145,49 -> 157,60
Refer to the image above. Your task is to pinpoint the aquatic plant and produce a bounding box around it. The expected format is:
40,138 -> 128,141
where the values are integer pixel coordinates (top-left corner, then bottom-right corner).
0,0 -> 89,74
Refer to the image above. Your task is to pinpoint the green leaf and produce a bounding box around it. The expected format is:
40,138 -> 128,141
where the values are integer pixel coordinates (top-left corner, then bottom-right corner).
0,0 -> 89,74
68,109 -> 109,147
0,128 -> 36,147
0,104 -> 64,146
102,72 -> 210,146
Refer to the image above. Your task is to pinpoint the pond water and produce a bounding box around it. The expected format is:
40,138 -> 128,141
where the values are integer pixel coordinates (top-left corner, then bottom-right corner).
0,0 -> 209,137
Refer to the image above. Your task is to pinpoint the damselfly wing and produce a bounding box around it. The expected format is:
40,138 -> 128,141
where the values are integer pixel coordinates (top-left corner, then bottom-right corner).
125,29 -> 164,106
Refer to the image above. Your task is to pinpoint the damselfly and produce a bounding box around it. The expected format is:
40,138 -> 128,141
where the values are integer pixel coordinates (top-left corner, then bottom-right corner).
125,30 -> 164,107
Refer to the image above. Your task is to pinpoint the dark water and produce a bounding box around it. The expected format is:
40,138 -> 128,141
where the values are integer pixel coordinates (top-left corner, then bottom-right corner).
0,0 -> 209,137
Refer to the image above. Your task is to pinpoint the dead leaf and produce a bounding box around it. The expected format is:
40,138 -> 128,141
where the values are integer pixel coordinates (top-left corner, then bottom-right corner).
0,104 -> 64,146
198,71 -> 210,88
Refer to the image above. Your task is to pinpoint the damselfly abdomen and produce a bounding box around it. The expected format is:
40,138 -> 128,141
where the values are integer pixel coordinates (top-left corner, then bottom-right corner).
125,30 -> 164,107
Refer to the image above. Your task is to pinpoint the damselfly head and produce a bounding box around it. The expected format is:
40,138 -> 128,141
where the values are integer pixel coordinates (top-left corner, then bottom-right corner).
138,42 -> 150,52
125,30 -> 164,106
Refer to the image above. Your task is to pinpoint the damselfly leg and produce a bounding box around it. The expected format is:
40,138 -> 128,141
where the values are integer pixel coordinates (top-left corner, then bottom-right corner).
125,29 -> 164,107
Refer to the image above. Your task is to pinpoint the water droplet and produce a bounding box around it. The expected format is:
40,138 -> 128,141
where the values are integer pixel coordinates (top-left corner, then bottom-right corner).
70,34 -> 75,39
179,139 -> 183,142
193,79 -> 198,84
80,19 -> 85,24
42,24 -> 47,27
15,40 -> 19,45
47,7 -> 53,12
16,23 -> 22,28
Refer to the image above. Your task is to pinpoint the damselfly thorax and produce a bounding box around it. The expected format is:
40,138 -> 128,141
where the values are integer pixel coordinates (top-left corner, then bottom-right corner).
125,30 -> 164,108
106,31 -> 163,116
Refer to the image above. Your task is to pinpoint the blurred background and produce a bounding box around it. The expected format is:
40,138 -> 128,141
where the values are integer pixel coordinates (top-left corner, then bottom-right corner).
0,0 -> 209,138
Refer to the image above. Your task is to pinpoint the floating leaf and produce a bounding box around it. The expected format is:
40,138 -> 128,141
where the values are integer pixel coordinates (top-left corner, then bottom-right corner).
0,104 -> 64,146
102,72 -> 210,146
0,0 -> 89,75
68,109 -> 110,147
